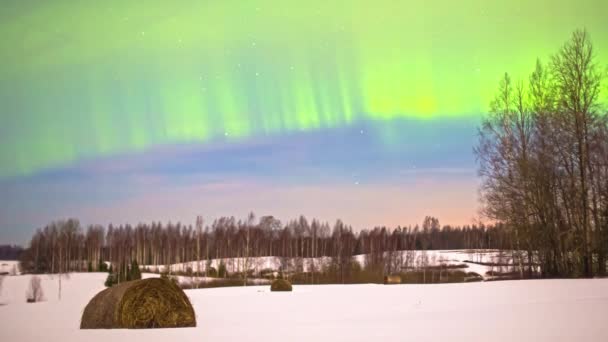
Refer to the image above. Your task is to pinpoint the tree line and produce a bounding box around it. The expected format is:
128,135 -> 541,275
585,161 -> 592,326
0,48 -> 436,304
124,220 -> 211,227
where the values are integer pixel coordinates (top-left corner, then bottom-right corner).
19,214 -> 507,279
476,29 -> 607,278
0,245 -> 23,260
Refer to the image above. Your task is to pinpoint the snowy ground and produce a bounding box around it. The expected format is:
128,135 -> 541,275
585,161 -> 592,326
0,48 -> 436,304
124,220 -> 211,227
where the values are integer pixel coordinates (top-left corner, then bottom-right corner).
0,260 -> 20,275
1,273 -> 607,341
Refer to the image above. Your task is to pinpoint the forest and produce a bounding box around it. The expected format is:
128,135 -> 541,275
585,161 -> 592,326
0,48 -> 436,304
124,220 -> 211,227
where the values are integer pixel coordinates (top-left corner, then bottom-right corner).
18,215 -> 507,281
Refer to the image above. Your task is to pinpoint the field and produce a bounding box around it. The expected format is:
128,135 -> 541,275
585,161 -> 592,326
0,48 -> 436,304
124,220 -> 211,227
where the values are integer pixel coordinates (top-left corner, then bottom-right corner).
1,272 -> 607,341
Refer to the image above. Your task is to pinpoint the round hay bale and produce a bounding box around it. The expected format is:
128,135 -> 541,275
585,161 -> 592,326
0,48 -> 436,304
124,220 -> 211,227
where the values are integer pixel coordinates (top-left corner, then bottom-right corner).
383,275 -> 401,285
80,278 -> 196,329
270,278 -> 292,292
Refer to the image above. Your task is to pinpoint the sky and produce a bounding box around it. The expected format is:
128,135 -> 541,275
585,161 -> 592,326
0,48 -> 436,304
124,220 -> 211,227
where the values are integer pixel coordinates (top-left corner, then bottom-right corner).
0,0 -> 607,244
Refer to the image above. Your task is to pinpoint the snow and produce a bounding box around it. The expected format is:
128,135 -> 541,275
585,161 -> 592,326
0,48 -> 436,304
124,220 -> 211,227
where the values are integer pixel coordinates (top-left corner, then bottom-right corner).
0,260 -> 20,275
1,272 -> 607,341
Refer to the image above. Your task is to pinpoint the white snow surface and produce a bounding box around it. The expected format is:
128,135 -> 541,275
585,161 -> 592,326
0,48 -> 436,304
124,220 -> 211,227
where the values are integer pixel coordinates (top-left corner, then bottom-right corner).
1,272 -> 607,342
0,260 -> 20,275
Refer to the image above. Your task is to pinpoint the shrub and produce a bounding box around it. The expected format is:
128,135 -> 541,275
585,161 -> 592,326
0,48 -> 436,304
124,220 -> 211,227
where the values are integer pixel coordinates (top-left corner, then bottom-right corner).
160,272 -> 179,286
399,270 -> 483,284
181,278 -> 271,289
384,275 -> 401,284
465,272 -> 484,282
206,267 -> 218,278
259,268 -> 275,278
270,278 -> 292,292
485,270 -> 521,277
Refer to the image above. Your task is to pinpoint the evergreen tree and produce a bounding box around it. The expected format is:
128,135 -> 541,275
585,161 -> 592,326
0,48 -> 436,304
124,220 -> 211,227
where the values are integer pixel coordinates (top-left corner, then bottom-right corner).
130,260 -> 142,280
104,265 -> 115,287
99,260 -> 108,272
218,262 -> 227,278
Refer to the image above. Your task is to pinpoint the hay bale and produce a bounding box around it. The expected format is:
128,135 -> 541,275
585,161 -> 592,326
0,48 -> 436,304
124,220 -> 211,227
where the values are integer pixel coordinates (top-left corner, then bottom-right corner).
270,278 -> 292,292
80,278 -> 196,329
383,275 -> 401,285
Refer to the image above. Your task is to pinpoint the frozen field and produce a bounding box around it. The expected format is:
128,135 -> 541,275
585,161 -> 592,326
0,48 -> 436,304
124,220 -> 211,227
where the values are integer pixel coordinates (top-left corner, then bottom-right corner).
1,272 -> 607,341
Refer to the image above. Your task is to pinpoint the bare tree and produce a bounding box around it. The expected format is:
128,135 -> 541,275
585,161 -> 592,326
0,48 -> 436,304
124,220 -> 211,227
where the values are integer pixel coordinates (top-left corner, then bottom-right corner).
195,216 -> 203,289
242,212 -> 255,286
476,29 -> 606,277
26,276 -> 44,303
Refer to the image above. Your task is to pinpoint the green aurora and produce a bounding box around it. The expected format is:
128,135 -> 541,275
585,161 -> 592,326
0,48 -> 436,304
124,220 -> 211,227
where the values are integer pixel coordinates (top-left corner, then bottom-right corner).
1,0 -> 607,178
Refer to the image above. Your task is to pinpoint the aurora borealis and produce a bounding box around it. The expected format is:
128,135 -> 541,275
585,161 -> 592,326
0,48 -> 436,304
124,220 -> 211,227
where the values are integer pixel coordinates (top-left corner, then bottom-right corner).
0,0 -> 606,242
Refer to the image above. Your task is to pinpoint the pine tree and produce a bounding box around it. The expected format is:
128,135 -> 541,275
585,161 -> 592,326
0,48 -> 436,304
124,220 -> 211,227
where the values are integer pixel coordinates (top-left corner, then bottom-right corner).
130,260 -> 142,281
99,260 -> 108,272
104,265 -> 115,287
218,262 -> 227,278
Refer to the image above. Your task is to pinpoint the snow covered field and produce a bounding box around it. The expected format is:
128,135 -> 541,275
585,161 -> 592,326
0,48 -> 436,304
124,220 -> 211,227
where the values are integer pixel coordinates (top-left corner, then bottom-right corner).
1,272 -> 607,341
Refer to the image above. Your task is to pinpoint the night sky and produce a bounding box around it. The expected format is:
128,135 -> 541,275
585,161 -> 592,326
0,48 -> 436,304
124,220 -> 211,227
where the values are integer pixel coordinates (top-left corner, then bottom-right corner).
1,0 -> 606,243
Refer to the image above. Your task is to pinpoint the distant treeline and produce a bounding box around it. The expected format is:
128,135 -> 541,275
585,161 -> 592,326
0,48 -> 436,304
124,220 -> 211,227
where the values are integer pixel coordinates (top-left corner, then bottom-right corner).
476,29 -> 607,278
0,245 -> 23,260
19,215 -> 508,277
